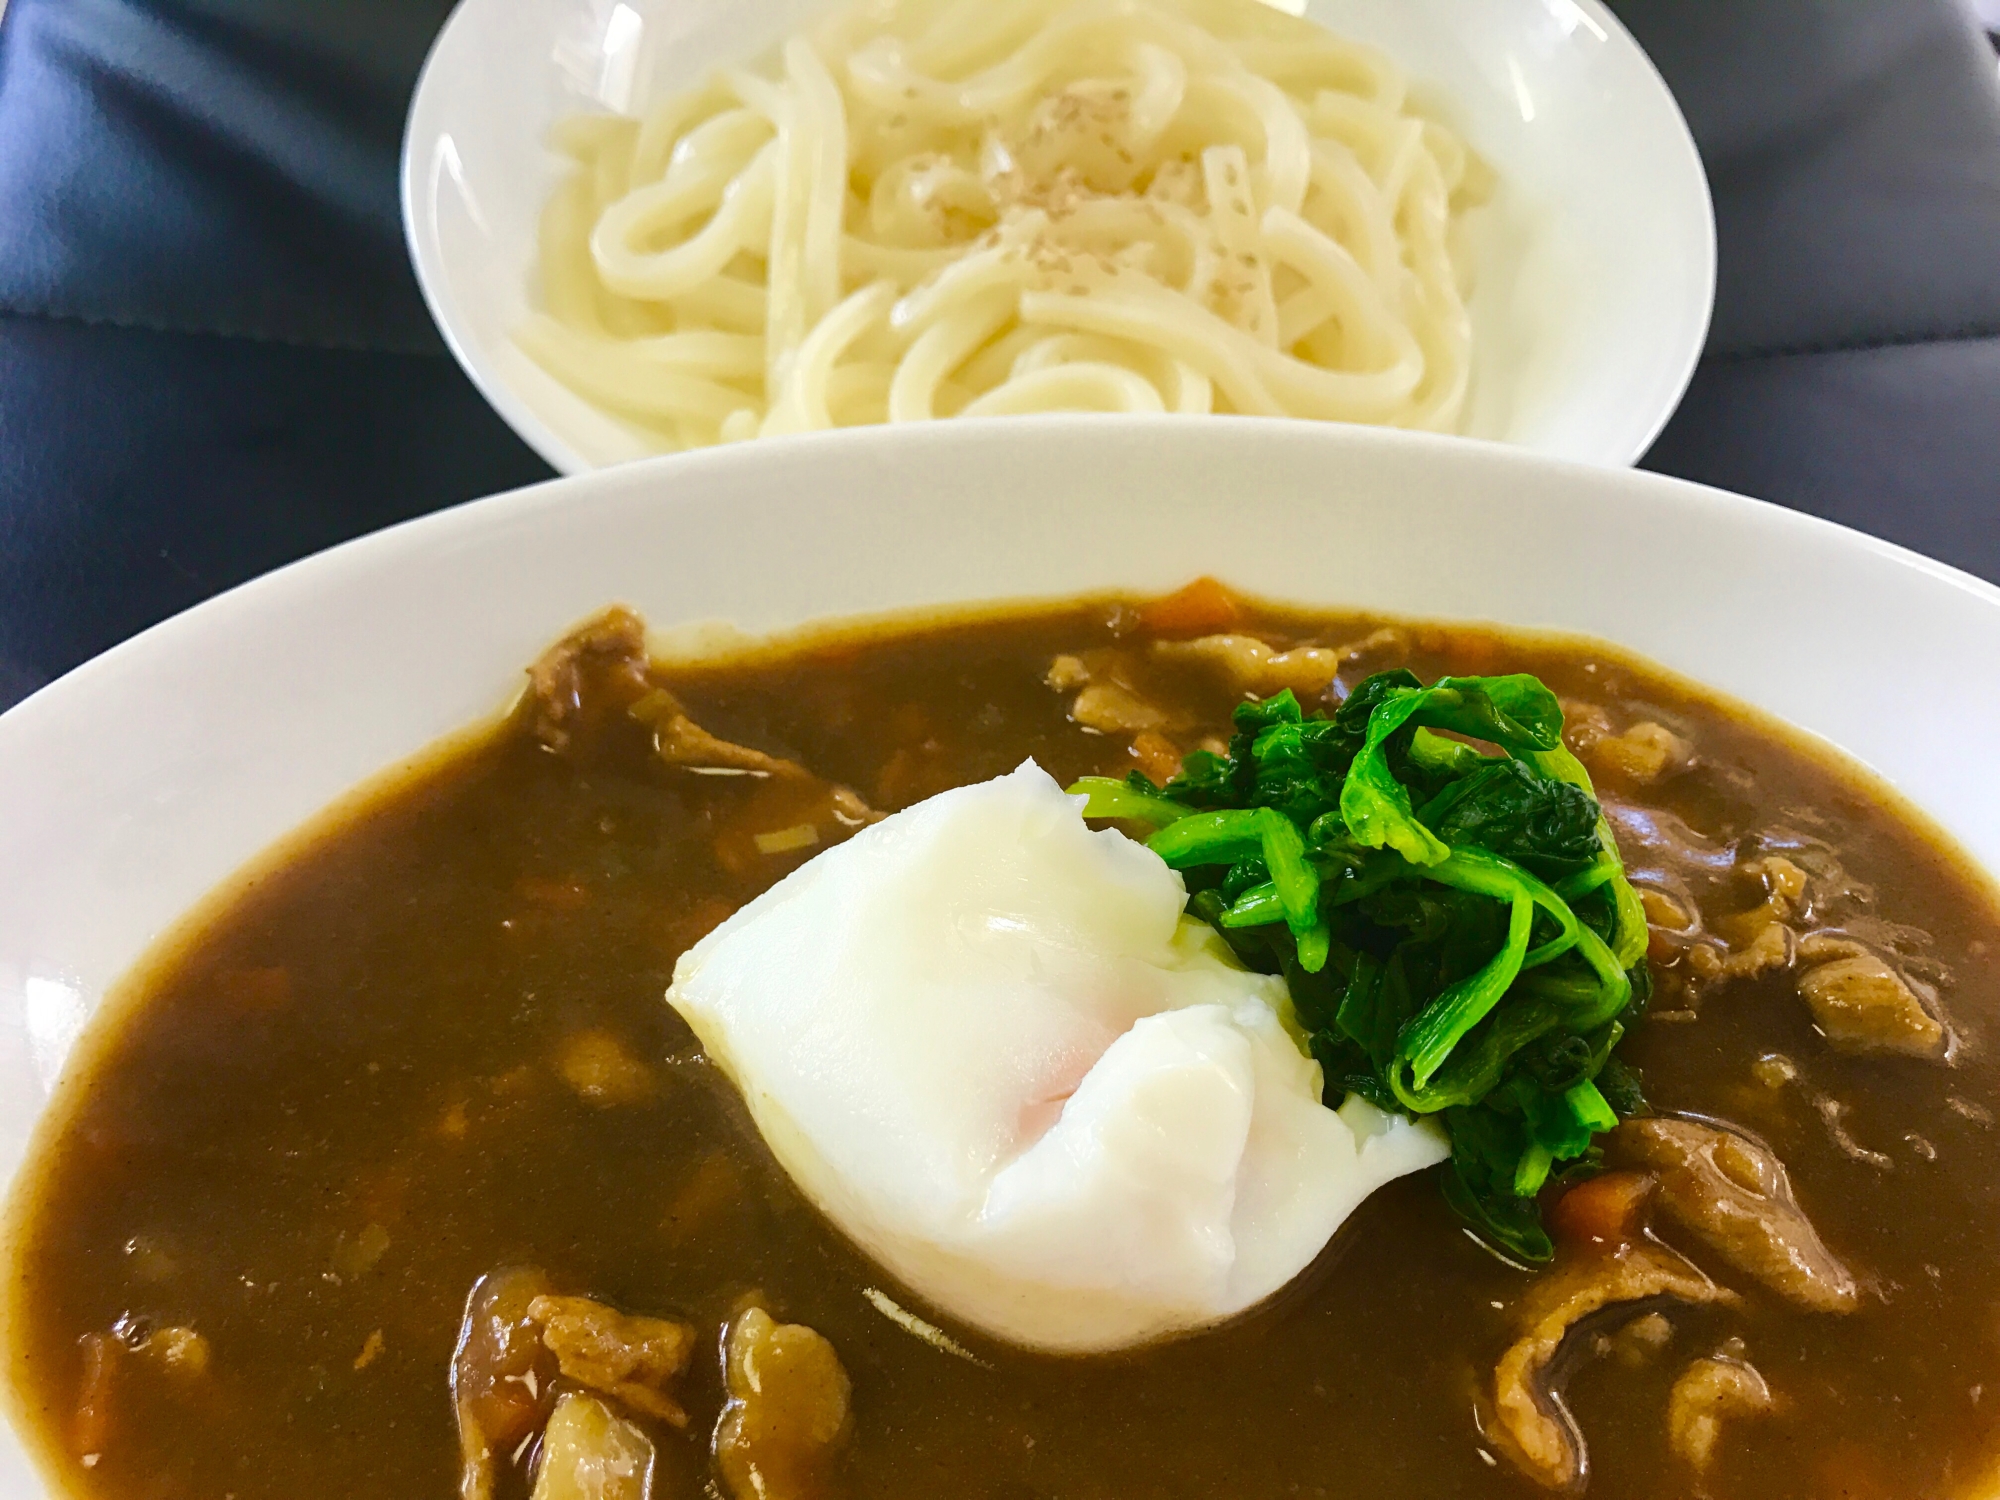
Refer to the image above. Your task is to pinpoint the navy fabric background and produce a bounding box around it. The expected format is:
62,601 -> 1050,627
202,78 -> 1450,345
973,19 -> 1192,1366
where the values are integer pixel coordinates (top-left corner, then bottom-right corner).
1,0 -> 1997,709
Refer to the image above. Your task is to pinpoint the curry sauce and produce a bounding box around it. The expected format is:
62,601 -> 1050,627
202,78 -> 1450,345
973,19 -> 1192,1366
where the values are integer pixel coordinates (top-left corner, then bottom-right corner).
6,594 -> 2000,1500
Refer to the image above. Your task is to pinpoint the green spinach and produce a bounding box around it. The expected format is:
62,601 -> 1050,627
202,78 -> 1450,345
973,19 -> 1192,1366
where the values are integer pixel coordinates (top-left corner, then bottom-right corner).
1070,672 -> 1651,1263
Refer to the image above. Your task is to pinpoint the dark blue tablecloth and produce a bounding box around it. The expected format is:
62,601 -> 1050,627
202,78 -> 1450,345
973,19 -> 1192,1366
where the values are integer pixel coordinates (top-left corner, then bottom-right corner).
1,0 -> 1997,709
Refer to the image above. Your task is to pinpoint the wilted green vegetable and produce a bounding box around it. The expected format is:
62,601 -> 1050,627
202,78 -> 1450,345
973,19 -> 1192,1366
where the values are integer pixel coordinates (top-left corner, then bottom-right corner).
1069,671 -> 1651,1263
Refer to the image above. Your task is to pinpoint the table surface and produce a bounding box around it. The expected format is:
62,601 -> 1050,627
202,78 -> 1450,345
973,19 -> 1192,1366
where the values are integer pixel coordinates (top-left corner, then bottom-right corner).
0,0 -> 1997,711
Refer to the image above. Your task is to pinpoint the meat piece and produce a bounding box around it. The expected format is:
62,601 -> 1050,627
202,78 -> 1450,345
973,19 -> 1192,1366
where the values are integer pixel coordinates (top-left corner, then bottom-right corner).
1716,856 -> 1808,944
1070,682 -> 1167,733
655,714 -> 806,778
1667,1353 -> 1774,1470
98,1314 -> 213,1384
1592,722 -> 1693,784
1329,625 -> 1408,679
1797,949 -> 1945,1058
715,1306 -> 852,1500
531,1392 -> 655,1500
529,1295 -> 696,1427
1637,885 -> 1704,970
1604,1310 -> 1674,1369
1041,648 -> 1180,735
627,686 -> 879,843
1045,654 -> 1091,691
1686,922 -> 1792,981
1490,1240 -> 1737,1490
1563,704 -> 1693,785
528,607 -> 654,753
1151,633 -> 1341,698
1687,855 -> 1810,982
1617,1118 -> 1860,1312
1744,855 -> 1807,911
627,687 -> 811,780
1795,932 -> 1863,964
527,608 -> 855,798
1560,699 -> 1613,751
525,610 -> 866,820
1637,887 -> 1695,933
453,1269 -> 560,1500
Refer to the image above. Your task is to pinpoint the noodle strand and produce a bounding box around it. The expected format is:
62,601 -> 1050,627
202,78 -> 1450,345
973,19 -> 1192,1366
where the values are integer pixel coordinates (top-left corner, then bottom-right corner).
524,0 -> 1489,451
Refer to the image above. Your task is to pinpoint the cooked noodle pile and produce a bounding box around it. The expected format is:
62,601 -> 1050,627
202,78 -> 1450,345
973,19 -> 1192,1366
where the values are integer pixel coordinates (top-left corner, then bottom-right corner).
524,0 -> 1490,451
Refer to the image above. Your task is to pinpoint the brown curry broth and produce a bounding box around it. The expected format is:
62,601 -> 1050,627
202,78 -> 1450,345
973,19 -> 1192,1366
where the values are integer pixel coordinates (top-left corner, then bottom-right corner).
7,600 -> 2000,1500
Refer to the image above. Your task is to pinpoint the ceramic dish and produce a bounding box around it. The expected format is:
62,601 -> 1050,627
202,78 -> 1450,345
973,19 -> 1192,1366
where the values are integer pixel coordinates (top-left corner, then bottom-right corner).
6,419 -> 1998,1497
400,0 -> 1715,473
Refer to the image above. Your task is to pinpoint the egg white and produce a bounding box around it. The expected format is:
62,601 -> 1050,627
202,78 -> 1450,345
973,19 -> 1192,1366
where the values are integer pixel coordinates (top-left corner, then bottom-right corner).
667,761 -> 1447,1352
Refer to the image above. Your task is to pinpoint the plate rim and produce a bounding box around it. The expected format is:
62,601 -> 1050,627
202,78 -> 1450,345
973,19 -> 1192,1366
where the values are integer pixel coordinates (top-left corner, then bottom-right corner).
396,0 -> 1718,476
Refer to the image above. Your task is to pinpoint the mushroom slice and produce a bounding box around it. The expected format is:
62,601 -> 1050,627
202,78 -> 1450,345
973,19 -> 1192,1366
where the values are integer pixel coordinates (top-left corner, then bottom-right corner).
1618,1117 -> 1860,1312
1491,1240 -> 1737,1490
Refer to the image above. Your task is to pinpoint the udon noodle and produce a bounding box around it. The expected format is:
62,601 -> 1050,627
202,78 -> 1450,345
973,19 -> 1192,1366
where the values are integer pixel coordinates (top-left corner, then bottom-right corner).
523,0 -> 1491,450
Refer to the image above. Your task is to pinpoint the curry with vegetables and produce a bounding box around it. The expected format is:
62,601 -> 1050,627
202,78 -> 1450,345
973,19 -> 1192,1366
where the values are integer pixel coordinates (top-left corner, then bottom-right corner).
5,583 -> 1998,1500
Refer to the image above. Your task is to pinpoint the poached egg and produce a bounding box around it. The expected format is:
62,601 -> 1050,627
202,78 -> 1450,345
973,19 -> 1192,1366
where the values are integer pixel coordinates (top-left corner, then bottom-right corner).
666,762 -> 1446,1352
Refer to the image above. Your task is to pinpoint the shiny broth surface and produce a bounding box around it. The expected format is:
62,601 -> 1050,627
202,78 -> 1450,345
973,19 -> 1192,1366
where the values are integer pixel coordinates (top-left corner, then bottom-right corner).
7,598 -> 2000,1500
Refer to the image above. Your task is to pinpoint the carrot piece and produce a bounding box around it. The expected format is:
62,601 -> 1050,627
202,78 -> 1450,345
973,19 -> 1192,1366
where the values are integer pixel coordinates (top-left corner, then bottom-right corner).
1549,1170 -> 1656,1250
1129,731 -> 1184,787
1418,626 -> 1508,677
1137,577 -> 1243,637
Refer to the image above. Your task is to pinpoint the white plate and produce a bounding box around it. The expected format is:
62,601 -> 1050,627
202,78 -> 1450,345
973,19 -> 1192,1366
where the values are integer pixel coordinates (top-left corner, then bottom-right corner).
5,419 -> 1998,1496
400,0 -> 1715,473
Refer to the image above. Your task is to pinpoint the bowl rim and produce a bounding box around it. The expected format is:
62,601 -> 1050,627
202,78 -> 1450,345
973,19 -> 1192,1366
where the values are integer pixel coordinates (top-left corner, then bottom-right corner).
9,416 -> 2000,1500
397,0 -> 1717,476
6,416 -> 1993,741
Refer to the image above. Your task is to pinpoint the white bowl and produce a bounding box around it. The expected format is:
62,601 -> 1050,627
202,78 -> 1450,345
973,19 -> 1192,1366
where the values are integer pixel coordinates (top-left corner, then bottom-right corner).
401,0 -> 1715,473
5,419 -> 1997,1495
